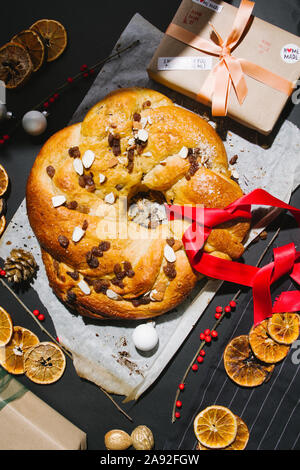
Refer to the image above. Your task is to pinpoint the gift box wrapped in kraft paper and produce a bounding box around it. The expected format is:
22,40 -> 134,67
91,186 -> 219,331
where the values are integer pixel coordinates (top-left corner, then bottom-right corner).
148,0 -> 300,134
0,368 -> 86,450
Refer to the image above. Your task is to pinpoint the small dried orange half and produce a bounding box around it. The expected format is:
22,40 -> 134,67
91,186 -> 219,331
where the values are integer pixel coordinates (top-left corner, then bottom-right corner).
30,20 -> 67,62
0,42 -> 33,89
0,306 -> 13,347
12,30 -> 45,72
0,215 -> 6,237
196,415 -> 249,451
249,320 -> 290,363
0,164 -> 9,197
194,405 -> 237,449
24,341 -> 66,384
267,313 -> 300,345
0,326 -> 39,374
224,335 -> 274,387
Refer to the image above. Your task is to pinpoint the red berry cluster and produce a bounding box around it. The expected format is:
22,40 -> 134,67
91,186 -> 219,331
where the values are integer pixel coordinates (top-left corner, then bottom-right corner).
43,93 -> 60,110
79,63 -> 95,78
174,301 -> 237,419
67,64 -> 95,84
33,309 -> 45,322
0,134 -> 10,146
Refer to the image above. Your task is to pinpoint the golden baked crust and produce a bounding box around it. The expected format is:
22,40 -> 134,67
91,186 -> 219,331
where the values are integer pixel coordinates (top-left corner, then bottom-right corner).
26,87 -> 249,320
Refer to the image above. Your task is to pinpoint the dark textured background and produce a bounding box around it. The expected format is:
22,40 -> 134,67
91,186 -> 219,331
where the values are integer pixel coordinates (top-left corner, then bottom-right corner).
0,0 -> 299,450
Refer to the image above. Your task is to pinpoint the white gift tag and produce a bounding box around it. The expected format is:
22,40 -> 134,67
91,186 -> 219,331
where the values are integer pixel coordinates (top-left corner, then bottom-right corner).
192,0 -> 223,13
280,44 -> 300,64
157,56 -> 212,71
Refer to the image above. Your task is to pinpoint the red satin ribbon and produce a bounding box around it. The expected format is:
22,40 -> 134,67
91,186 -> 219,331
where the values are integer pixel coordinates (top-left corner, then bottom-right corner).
165,189 -> 300,324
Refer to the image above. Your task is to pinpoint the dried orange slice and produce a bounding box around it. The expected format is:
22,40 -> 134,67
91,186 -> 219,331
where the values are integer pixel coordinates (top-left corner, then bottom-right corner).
194,405 -> 237,449
196,415 -> 249,451
224,416 -> 249,450
0,42 -> 32,89
24,341 -> 66,384
0,326 -> 39,374
12,30 -> 45,72
267,313 -> 300,345
0,198 -> 5,216
0,215 -> 6,237
0,306 -> 13,347
30,20 -> 67,62
249,320 -> 290,363
0,164 -> 9,197
224,335 -> 274,387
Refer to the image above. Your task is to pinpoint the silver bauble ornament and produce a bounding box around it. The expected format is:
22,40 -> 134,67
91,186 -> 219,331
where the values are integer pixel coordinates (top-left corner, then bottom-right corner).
22,110 -> 47,136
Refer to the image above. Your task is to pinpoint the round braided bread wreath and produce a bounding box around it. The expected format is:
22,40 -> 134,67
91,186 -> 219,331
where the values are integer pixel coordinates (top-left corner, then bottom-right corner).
26,88 -> 250,320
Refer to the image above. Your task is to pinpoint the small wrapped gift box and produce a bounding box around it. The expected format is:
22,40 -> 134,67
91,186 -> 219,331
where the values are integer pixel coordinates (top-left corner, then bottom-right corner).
0,368 -> 86,450
148,0 -> 300,134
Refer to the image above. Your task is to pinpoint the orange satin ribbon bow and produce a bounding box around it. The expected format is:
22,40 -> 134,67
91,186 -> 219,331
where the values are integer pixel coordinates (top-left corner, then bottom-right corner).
166,0 -> 294,116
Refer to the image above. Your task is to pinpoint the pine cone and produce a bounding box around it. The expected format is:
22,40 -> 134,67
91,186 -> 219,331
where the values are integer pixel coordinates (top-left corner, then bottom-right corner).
4,249 -> 37,283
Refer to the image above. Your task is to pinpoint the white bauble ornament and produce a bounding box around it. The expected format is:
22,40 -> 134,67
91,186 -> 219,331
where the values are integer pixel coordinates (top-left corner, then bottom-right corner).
22,110 -> 47,136
132,323 -> 159,352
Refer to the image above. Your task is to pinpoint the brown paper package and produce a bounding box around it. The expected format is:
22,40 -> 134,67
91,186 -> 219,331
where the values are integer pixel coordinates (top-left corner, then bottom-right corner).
0,381 -> 87,450
148,0 -> 300,134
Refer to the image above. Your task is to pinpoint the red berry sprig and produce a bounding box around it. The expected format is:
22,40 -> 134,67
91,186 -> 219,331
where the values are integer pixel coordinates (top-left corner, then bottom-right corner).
173,297 -> 239,422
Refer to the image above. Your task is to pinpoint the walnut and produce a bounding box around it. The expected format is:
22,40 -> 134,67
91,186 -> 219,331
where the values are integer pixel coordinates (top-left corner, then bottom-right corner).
104,429 -> 132,450
131,425 -> 154,450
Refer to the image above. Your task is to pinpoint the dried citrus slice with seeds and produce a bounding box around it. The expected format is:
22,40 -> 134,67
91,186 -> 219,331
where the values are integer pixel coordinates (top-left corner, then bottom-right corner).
196,415 -> 249,451
30,20 -> 67,62
0,42 -> 32,89
0,215 -> 6,237
24,341 -> 66,384
0,326 -> 39,374
249,320 -> 290,363
224,335 -> 274,387
267,313 -> 300,345
0,306 -> 13,347
194,405 -> 237,449
11,30 -> 45,72
0,164 -> 9,197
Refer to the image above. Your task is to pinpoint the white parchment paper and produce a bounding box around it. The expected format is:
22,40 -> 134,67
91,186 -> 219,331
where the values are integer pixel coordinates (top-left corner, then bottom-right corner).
0,14 -> 299,400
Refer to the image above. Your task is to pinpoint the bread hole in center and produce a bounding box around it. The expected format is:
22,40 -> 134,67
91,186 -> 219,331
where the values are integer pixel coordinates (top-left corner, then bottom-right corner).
128,190 -> 167,229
